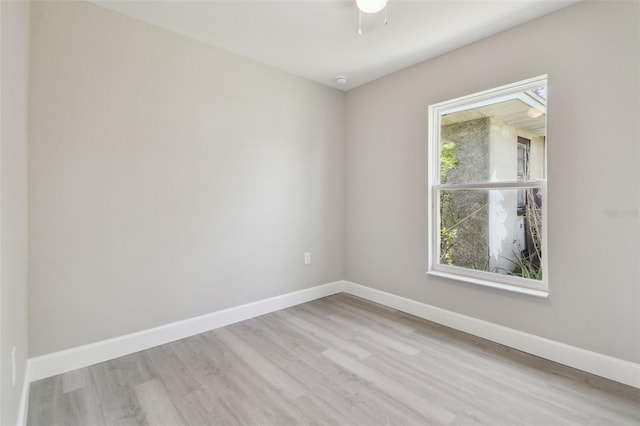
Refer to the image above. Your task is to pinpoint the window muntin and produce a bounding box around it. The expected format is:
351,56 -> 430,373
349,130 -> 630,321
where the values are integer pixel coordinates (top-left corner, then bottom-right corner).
428,76 -> 548,296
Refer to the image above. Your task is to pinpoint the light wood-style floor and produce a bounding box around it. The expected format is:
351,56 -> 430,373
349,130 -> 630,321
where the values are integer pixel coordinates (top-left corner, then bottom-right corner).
27,293 -> 640,425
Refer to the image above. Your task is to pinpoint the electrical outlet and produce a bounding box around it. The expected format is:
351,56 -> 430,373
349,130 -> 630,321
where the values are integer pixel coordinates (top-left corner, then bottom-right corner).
304,252 -> 311,265
11,346 -> 16,387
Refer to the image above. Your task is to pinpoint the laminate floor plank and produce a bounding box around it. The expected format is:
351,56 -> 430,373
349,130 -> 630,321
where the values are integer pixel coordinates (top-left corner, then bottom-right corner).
363,346 -> 547,426
27,293 -> 640,426
199,330 -> 314,425
284,313 -> 371,359
332,301 -> 416,336
214,327 -> 309,400
252,315 -> 435,426
88,356 -> 150,426
62,368 -> 91,394
280,305 -> 363,346
229,318 -> 368,425
26,376 -> 64,426
134,379 -> 187,426
236,317 -> 403,426
144,341 -> 231,425
167,334 -> 250,423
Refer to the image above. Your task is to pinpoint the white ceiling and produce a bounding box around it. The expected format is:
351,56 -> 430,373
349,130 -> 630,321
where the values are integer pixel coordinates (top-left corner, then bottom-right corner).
91,0 -> 579,91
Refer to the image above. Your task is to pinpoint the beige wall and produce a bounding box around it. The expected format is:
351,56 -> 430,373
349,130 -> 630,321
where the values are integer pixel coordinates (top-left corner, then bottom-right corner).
29,1 -> 345,356
345,1 -> 640,363
1,1 -> 30,424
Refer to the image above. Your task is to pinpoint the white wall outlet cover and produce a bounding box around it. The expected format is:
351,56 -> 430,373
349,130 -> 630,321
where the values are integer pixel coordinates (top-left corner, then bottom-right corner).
11,346 -> 17,387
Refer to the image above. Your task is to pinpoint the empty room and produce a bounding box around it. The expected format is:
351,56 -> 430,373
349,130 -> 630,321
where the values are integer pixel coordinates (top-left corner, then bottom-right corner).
1,0 -> 639,425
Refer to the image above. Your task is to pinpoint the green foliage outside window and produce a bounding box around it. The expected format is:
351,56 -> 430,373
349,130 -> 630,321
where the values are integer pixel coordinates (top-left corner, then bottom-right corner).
439,141 -> 458,265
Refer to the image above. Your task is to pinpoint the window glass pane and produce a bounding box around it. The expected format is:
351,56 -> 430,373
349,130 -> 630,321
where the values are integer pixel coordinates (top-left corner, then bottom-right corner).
440,97 -> 545,184
439,188 -> 543,280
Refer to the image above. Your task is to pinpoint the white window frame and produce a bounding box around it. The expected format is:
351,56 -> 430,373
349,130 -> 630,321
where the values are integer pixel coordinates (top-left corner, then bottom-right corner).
427,75 -> 549,297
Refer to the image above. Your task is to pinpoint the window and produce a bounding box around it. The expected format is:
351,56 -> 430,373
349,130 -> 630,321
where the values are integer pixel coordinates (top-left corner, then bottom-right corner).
427,76 -> 548,297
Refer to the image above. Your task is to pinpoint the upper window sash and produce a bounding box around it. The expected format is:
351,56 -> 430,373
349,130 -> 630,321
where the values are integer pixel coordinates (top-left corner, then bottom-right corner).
430,75 -> 548,187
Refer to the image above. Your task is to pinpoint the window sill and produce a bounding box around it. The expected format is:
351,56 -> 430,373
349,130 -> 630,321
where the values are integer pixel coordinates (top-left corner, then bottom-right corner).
427,270 -> 549,298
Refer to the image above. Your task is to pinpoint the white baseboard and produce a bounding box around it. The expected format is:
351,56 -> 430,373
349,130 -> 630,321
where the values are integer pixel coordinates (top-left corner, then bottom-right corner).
25,278 -> 638,393
16,362 -> 31,426
343,281 -> 640,388
28,281 -> 345,382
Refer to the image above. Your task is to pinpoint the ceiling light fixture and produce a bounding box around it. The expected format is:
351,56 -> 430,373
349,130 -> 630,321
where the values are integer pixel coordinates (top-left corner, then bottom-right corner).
335,76 -> 349,85
356,0 -> 389,35
356,0 -> 388,14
